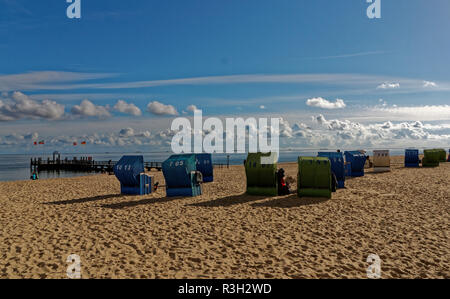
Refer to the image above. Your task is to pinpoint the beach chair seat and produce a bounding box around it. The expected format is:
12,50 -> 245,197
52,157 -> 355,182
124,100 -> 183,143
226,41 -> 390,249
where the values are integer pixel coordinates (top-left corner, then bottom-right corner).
114,156 -> 154,195
297,157 -> 332,199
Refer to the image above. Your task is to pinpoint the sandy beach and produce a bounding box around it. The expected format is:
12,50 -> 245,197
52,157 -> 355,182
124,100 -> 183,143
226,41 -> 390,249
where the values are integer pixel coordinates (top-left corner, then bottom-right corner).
0,156 -> 448,279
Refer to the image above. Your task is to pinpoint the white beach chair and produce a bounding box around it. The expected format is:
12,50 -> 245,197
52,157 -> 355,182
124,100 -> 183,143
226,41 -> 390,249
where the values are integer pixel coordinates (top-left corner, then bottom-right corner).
373,150 -> 391,173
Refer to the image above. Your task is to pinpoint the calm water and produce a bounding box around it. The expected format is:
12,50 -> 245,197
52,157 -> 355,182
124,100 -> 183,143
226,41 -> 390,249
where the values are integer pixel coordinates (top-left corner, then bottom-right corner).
0,149 -> 408,182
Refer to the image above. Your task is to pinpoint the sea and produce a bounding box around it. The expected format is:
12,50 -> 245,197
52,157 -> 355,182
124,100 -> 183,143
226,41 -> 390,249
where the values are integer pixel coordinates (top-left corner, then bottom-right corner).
0,149 -> 409,182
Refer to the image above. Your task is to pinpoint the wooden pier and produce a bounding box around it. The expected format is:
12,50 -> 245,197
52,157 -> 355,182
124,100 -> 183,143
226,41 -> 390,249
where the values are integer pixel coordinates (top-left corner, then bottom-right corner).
30,157 -> 163,173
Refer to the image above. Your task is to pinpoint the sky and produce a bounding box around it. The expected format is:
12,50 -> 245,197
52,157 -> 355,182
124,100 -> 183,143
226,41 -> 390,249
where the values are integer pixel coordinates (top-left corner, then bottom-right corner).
0,0 -> 449,153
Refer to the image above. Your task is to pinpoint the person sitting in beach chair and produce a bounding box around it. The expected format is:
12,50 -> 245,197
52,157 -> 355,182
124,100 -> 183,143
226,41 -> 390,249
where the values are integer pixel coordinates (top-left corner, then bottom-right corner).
277,168 -> 290,195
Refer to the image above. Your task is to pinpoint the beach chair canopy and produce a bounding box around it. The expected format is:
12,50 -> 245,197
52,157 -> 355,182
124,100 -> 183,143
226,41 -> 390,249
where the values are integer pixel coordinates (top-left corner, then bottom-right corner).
344,151 -> 366,177
245,152 -> 278,196
373,150 -> 390,168
317,152 -> 345,188
405,149 -> 420,167
162,154 -> 202,197
114,155 -> 145,187
297,157 -> 332,199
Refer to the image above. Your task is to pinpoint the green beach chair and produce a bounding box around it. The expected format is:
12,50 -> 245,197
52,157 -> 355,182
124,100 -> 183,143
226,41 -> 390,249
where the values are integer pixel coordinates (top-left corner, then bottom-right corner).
422,149 -> 440,167
297,157 -> 332,199
434,149 -> 447,162
245,152 -> 278,196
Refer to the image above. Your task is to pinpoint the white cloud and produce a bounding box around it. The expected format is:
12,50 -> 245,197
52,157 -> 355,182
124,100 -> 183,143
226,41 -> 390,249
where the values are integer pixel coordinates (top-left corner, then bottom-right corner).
306,97 -> 346,109
113,100 -> 142,116
71,99 -> 111,119
147,101 -> 178,116
377,82 -> 400,89
0,91 -> 65,121
423,81 -> 437,88
259,105 -> 266,109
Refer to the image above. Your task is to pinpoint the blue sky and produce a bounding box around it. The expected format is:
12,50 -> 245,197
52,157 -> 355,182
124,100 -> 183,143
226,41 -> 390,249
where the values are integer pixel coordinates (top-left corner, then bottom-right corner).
0,0 -> 449,153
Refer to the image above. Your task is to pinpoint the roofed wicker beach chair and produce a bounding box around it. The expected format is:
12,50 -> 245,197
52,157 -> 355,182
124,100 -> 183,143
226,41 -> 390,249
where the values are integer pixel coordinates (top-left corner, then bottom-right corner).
113,155 -> 153,195
434,149 -> 447,163
162,154 -> 203,197
344,151 -> 366,177
245,152 -> 278,196
318,151 -> 345,188
373,150 -> 391,173
297,157 -> 333,199
405,149 -> 420,168
422,149 -> 440,167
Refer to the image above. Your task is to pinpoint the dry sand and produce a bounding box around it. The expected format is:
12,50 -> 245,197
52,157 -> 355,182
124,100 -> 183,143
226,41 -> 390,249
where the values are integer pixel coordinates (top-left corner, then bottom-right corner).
0,156 -> 448,279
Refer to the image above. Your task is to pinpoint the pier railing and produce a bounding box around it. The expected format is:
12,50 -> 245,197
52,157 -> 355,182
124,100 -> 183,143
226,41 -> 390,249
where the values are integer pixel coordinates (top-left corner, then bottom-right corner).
31,157 -> 229,173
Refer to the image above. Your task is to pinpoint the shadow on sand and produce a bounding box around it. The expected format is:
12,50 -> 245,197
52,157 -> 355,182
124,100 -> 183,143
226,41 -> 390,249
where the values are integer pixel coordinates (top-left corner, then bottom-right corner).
46,194 -> 125,205
188,193 -> 267,208
100,196 -> 180,209
250,193 -> 331,208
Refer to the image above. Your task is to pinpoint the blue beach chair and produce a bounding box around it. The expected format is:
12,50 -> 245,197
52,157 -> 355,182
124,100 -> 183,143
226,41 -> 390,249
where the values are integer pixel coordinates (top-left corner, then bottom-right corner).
114,156 -> 153,195
318,152 -> 345,188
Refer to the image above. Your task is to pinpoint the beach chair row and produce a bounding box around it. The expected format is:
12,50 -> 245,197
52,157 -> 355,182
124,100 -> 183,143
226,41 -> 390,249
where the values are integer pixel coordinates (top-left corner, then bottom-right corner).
111,148 -> 448,198
245,148 -> 449,200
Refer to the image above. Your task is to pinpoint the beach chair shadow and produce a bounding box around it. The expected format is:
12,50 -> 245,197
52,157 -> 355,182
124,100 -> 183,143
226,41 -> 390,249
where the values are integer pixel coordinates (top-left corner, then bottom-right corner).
46,194 -> 125,205
251,193 -> 330,208
188,193 -> 267,208
100,195 -> 180,209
